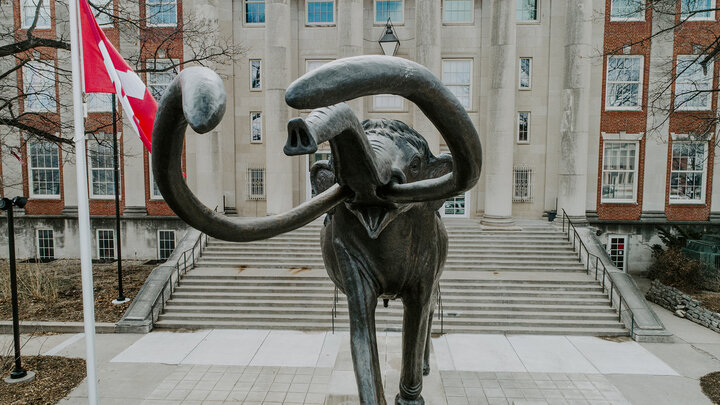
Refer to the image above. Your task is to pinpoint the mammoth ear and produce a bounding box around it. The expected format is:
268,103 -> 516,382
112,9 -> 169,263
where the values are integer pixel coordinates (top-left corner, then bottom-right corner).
310,160 -> 336,195
427,154 -> 454,211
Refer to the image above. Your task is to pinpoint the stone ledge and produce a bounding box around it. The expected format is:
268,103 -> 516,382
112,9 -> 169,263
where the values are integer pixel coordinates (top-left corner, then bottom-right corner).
0,321 -> 116,334
646,280 -> 720,334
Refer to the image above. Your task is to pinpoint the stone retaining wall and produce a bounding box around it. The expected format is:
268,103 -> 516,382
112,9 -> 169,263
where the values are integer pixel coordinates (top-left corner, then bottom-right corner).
646,280 -> 720,333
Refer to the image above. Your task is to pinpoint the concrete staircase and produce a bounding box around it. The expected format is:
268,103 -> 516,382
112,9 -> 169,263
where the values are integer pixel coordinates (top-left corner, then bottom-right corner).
155,219 -> 628,336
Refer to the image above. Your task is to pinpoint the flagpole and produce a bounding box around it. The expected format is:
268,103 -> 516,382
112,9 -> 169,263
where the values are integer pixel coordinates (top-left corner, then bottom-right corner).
69,0 -> 99,403
111,93 -> 128,305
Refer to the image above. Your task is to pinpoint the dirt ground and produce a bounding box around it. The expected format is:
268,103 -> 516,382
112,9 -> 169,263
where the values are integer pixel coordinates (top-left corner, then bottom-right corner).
692,291 -> 720,313
0,260 -> 154,323
701,371 -> 720,404
0,355 -> 85,405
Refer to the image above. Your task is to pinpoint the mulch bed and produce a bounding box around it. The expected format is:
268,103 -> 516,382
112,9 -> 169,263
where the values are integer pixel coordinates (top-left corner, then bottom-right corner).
693,292 -> 720,313
0,356 -> 86,405
0,260 -> 154,323
701,371 -> 720,404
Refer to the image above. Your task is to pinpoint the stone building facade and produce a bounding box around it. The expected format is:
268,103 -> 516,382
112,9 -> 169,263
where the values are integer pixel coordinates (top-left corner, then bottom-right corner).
1,0 -> 720,274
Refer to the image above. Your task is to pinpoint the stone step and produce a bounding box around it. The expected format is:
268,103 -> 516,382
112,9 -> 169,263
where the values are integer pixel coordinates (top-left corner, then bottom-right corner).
194,261 -> 587,272
199,251 -> 580,261
203,245 -> 578,253
197,256 -> 584,266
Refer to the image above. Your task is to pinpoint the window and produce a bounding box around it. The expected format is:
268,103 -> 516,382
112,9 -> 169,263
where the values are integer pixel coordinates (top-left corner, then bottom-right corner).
375,1 -> 403,23
517,112 -> 530,143
670,141 -> 706,202
250,112 -> 262,143
610,0 -> 644,21
148,153 -> 163,199
245,0 -> 265,24
97,229 -> 115,261
442,194 -> 466,216
28,141 -> 60,198
442,59 -> 472,109
248,168 -> 265,200
89,139 -> 116,198
373,94 -> 404,111
307,0 -> 335,24
605,56 -> 643,110
250,59 -> 261,90
90,0 -> 113,26
443,0 -> 472,23
675,56 -> 712,110
601,141 -> 638,202
158,230 -> 176,260
23,61 -> 56,112
21,0 -> 51,29
147,60 -> 177,100
36,229 -> 54,260
517,0 -> 538,21
306,59 -> 332,73
87,93 -> 113,112
513,165 -> 533,202
147,0 -> 177,26
607,235 -> 627,272
519,58 -> 532,89
681,0 -> 714,20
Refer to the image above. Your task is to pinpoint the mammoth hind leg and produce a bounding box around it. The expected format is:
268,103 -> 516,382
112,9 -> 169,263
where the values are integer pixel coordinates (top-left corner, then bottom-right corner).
396,295 -> 433,405
423,305 -> 435,376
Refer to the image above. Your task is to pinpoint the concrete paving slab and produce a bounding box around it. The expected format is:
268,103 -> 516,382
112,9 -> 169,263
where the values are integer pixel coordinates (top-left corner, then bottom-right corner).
316,331 -> 344,368
567,336 -> 678,375
607,374 -> 713,405
508,336 -> 599,374
647,302 -> 719,345
249,330 -> 327,367
0,332 -> 79,356
444,334 -> 527,372
112,330 -> 211,364
640,342 -> 720,379
180,329 -> 269,366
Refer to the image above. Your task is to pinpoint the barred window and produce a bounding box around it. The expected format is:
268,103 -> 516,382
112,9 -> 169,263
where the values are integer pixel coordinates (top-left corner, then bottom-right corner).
97,229 -> 115,261
513,165 -> 534,202
250,112 -> 262,143
670,141 -> 706,202
23,61 -> 56,112
519,58 -> 532,89
246,0 -> 265,24
517,0 -> 538,21
606,56 -> 643,110
36,229 -> 54,260
28,141 -> 60,198
21,0 -> 51,29
307,0 -> 334,24
601,141 -> 637,202
442,59 -> 472,109
610,0 -> 644,21
158,230 -> 176,260
147,0 -> 177,26
375,1 -> 403,23
247,168 -> 265,200
250,60 -> 261,90
443,0 -> 472,23
89,139 -> 116,198
517,112 -> 530,143
675,56 -> 712,111
147,59 -> 177,100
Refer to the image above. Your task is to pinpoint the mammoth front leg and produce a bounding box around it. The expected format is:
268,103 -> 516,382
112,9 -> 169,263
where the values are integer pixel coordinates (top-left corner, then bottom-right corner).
396,294 -> 433,405
423,305 -> 435,376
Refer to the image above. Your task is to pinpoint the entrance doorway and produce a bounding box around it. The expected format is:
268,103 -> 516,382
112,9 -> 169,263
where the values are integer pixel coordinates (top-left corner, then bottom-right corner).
607,235 -> 628,272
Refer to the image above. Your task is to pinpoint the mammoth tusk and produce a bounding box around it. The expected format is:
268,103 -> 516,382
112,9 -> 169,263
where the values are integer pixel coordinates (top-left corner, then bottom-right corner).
151,67 -> 351,242
285,55 -> 482,203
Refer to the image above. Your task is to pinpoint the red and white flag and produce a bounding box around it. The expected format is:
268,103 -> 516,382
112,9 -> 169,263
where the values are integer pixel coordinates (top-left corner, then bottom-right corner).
79,0 -> 156,151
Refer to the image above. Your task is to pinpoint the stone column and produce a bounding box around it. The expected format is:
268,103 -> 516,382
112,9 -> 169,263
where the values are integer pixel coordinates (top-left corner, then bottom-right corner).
482,0 -> 516,227
556,0 -> 592,221
264,0 -> 293,214
414,0 -> 441,154
337,0 -> 364,117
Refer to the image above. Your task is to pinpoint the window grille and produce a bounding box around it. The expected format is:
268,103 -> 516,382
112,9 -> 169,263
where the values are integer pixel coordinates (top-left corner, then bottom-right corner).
89,0 -> 114,26
373,94 -> 404,111
519,58 -> 532,89
21,0 -> 51,29
97,229 -> 115,261
89,139 -> 116,198
675,56 -> 712,110
442,59 -> 472,109
443,0 -> 472,23
28,141 -> 60,197
681,0 -> 713,20
517,0 -> 538,21
601,141 -> 637,202
513,165 -> 534,202
608,235 -> 627,272
36,229 -> 54,260
158,230 -> 176,260
23,61 -> 56,112
250,112 -> 262,143
670,141 -> 706,202
246,0 -> 265,23
610,0 -> 644,20
307,0 -> 334,24
606,56 -> 643,109
375,1 -> 403,23
517,112 -> 530,143
147,59 -> 176,100
147,0 -> 177,26
247,168 -> 266,200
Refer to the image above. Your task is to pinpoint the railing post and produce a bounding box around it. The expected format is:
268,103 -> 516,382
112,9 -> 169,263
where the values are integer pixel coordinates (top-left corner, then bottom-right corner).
183,251 -> 188,273
618,299 -> 622,322
176,263 -> 181,287
602,269 -> 606,289
631,313 -> 634,338
595,257 -> 599,279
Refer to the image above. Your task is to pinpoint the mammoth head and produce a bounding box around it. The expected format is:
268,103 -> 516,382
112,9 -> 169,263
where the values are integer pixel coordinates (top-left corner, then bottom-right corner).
151,56 -> 482,242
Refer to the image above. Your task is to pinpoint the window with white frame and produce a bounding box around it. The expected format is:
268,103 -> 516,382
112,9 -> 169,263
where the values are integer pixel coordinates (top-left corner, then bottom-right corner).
147,60 -> 177,100
443,0 -> 473,23
250,112 -> 262,143
442,59 -> 472,109
517,112 -> 530,143
373,94 -> 404,111
148,153 -> 163,199
36,229 -> 54,260
675,55 -> 712,110
97,229 -> 115,261
247,168 -> 265,200
21,0 -> 51,29
306,59 -> 332,73
250,59 -> 261,90
89,0 -> 113,26
88,139 -> 116,198
442,194 -> 466,216
605,56 -> 643,110
517,0 -> 538,21
519,58 -> 532,89
23,61 -> 56,112
86,93 -> 113,112
28,141 -> 60,198
670,141 -> 706,202
307,0 -> 335,24
375,0 -> 403,23
158,230 -> 176,260
245,0 -> 265,24
681,0 -> 714,20
513,165 -> 533,202
147,0 -> 177,26
607,235 -> 628,272
601,141 -> 638,202
610,0 -> 644,21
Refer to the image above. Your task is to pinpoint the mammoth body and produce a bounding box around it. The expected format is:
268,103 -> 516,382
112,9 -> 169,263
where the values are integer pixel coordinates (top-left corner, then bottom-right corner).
151,56 -> 482,405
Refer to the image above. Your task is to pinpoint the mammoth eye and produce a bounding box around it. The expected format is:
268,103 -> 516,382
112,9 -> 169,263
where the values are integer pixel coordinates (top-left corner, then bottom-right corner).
409,157 -> 421,175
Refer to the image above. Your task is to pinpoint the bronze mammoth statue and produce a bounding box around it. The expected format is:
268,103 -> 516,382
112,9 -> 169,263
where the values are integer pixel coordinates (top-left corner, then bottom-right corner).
152,56 -> 482,405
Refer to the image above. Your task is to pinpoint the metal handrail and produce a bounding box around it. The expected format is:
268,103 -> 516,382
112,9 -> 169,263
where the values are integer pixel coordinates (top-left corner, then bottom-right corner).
561,209 -> 637,338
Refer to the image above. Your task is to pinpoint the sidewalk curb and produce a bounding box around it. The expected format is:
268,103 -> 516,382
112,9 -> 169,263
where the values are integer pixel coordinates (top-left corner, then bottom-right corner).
0,321 -> 116,334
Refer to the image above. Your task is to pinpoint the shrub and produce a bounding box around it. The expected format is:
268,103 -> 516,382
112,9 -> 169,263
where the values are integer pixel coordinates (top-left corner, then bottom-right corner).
647,248 -> 707,292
